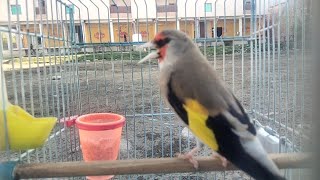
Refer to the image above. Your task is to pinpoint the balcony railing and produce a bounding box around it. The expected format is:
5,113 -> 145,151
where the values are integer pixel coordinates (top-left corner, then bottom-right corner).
110,6 -> 131,13
157,4 -> 177,12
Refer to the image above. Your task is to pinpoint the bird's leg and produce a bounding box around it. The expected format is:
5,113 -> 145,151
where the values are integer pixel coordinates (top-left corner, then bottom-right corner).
211,151 -> 228,168
176,139 -> 201,169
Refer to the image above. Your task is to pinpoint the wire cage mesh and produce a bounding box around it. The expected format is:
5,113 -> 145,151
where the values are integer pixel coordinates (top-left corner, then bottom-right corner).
0,0 -> 312,179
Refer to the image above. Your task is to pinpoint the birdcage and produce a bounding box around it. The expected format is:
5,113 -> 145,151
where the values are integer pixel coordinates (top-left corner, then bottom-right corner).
0,0 -> 312,179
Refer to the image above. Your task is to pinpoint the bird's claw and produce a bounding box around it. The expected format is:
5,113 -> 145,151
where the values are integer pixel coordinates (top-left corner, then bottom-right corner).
176,147 -> 200,169
212,152 -> 228,168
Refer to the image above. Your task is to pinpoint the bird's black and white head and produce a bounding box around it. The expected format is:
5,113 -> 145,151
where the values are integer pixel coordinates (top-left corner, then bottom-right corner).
138,30 -> 192,69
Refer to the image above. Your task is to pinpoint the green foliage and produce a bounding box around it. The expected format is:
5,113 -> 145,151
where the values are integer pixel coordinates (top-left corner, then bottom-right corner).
199,45 -> 251,56
76,51 -> 149,61
77,45 -> 252,62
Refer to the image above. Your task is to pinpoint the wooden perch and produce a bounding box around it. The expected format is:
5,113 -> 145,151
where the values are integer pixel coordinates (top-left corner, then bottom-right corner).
14,153 -> 311,179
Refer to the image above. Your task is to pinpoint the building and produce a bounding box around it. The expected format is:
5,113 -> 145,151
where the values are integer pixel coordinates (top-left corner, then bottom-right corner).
0,0 -> 271,56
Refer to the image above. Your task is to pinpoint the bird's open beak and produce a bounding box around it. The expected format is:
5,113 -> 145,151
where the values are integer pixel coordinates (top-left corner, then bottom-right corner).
137,41 -> 155,50
137,41 -> 159,64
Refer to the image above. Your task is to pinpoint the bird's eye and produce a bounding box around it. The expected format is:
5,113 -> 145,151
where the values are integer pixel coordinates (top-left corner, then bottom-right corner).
155,37 -> 171,48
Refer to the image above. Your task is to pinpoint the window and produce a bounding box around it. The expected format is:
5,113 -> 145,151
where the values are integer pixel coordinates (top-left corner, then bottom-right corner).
205,3 -> 212,12
75,25 -> 83,43
38,0 -> 45,8
11,5 -> 22,15
216,27 -> 223,37
35,8 -> 46,14
2,33 -> 9,50
36,0 -> 46,14
12,35 -> 18,49
244,0 -> 252,10
37,37 -> 42,45
199,22 -> 205,38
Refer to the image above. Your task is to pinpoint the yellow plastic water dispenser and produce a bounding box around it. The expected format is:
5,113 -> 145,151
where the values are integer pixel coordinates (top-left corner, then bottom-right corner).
0,68 -> 56,151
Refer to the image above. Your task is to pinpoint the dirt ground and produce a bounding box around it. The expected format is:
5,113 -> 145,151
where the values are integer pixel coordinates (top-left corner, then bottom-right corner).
0,50 -> 312,179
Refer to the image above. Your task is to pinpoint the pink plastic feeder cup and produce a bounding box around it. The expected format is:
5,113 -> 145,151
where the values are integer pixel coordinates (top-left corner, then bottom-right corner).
76,113 -> 125,180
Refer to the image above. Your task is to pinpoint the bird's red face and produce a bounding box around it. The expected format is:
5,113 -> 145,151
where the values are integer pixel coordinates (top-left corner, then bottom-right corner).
153,33 -> 171,63
138,32 -> 171,65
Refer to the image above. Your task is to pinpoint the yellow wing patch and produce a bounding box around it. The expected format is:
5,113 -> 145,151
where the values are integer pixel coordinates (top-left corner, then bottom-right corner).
183,99 -> 219,151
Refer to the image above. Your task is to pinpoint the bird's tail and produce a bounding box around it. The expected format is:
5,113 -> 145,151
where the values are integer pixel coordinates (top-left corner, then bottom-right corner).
234,138 -> 286,180
228,94 -> 286,180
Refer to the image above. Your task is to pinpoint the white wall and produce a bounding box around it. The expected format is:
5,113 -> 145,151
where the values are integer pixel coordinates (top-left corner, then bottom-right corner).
0,0 -> 271,23
131,0 -> 156,20
177,0 -> 270,19
68,0 -> 111,22
130,0 -> 270,20
177,0 -> 243,18
0,0 -> 112,23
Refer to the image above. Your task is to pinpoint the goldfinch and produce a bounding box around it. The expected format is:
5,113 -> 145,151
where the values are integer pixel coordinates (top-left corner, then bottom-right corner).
138,30 -> 285,180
